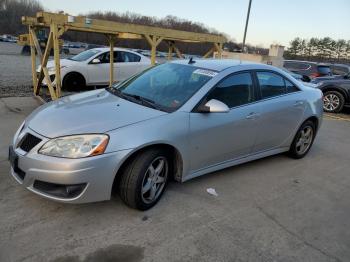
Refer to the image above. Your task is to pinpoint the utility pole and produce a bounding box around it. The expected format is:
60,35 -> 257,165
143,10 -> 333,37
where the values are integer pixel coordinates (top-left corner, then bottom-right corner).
242,0 -> 252,53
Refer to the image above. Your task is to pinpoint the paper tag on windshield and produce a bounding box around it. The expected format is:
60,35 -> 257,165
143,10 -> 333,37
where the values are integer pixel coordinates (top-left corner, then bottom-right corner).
193,69 -> 218,77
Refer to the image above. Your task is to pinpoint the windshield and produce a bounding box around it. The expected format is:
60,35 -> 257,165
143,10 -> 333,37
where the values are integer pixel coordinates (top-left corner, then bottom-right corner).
68,49 -> 101,61
111,63 -> 216,112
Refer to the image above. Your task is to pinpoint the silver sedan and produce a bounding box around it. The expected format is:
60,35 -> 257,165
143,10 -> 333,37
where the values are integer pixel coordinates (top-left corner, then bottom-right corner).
9,60 -> 323,210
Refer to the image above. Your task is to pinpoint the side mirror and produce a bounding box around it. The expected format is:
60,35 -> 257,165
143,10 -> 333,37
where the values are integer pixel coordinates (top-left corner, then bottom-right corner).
91,58 -> 101,64
302,75 -> 311,82
198,99 -> 229,113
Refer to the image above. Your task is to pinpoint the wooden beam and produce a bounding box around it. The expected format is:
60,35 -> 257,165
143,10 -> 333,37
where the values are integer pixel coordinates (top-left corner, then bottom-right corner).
108,35 -> 116,86
34,30 -> 56,99
22,12 -> 227,44
167,41 -> 174,60
172,44 -> 183,59
214,43 -> 223,58
151,35 -> 157,66
29,27 -> 42,60
52,24 -> 61,98
29,26 -> 38,92
203,47 -> 214,58
145,35 -> 163,66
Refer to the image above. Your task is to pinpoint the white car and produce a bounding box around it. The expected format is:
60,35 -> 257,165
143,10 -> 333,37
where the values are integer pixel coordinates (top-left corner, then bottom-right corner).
40,48 -> 151,89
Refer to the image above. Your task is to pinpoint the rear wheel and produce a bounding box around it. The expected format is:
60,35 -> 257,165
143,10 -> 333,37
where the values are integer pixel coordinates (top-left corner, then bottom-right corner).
62,73 -> 86,91
288,120 -> 316,159
323,90 -> 345,113
119,148 -> 170,210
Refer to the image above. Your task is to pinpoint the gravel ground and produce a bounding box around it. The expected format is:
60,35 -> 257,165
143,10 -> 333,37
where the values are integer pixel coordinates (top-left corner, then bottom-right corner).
0,42 -> 34,96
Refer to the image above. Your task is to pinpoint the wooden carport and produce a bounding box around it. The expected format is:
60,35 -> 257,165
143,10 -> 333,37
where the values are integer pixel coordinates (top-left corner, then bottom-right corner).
22,12 -> 227,100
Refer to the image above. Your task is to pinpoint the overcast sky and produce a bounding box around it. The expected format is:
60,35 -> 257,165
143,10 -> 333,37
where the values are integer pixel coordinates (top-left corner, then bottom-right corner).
40,0 -> 350,47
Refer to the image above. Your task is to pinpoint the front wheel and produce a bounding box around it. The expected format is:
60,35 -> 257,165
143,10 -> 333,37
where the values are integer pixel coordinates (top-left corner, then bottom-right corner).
288,120 -> 316,159
62,73 -> 86,91
119,148 -> 170,210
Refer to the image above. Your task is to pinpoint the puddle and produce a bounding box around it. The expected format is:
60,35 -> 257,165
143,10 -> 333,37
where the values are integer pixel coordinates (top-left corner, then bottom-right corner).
52,244 -> 144,262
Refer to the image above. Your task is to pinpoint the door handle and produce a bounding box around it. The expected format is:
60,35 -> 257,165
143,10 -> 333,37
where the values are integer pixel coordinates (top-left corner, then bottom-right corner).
246,112 -> 260,119
294,101 -> 304,106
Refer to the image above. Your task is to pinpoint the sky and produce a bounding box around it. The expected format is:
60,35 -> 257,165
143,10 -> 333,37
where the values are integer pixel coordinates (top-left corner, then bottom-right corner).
40,0 -> 350,48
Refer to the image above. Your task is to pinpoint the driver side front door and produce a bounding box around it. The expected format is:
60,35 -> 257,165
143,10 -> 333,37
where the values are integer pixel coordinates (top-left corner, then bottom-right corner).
188,72 -> 260,173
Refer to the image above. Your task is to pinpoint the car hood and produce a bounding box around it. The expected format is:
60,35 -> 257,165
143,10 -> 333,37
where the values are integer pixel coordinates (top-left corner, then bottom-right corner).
37,59 -> 79,72
27,89 -> 167,138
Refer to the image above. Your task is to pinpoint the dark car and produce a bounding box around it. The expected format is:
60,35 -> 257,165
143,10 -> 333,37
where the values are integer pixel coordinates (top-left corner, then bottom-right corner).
312,74 -> 350,113
284,60 -> 332,79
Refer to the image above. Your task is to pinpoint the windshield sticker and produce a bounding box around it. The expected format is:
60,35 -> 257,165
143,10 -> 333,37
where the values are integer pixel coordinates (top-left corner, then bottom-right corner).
193,69 -> 218,77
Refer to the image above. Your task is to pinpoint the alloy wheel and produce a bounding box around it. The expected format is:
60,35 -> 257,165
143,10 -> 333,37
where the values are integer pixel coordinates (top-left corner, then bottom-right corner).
323,94 -> 340,112
295,126 -> 314,155
141,156 -> 168,204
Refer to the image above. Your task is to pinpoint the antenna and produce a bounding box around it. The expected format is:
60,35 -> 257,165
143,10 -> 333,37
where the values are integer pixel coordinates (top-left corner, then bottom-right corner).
188,57 -> 196,64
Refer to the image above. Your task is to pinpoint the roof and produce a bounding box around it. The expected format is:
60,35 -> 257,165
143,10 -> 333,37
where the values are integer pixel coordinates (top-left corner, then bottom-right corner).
171,59 -> 261,72
92,47 -> 132,52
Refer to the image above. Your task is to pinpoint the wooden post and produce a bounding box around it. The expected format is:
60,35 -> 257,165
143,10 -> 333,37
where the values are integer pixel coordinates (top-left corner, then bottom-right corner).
109,35 -> 115,86
29,26 -> 38,92
150,35 -> 157,65
34,29 -> 56,100
167,41 -> 174,60
172,44 -> 183,59
52,24 -> 61,98
144,35 -> 163,66
214,43 -> 223,59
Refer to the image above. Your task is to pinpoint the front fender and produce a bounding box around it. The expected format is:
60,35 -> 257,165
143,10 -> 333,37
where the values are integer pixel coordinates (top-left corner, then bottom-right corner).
105,111 -> 191,179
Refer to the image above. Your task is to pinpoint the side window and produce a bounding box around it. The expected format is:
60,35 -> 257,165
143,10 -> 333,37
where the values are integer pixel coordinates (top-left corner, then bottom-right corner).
257,72 -> 286,99
285,79 -> 300,93
125,52 -> 141,62
332,66 -> 348,76
113,51 -> 141,63
114,51 -> 124,62
95,52 -> 110,63
206,73 -> 254,108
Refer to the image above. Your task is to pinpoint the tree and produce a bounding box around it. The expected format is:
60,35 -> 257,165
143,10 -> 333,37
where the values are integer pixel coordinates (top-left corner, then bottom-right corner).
335,39 -> 346,60
0,0 -> 43,34
288,37 -> 302,57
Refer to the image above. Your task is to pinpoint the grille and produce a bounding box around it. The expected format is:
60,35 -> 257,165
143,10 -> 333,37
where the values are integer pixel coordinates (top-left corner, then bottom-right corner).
18,133 -> 42,152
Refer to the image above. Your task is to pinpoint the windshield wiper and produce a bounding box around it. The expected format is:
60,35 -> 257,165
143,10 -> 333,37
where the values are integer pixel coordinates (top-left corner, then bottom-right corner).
106,88 -> 162,110
122,93 -> 159,110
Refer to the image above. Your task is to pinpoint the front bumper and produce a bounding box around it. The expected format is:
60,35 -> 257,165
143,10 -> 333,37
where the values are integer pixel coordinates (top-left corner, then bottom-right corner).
9,128 -> 132,203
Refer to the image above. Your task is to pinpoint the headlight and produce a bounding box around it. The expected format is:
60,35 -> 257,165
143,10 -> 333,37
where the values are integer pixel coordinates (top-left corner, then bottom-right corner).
38,134 -> 109,158
47,66 -> 67,73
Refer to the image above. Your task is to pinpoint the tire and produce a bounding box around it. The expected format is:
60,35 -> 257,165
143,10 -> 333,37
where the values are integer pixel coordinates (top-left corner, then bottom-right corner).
62,73 -> 86,91
288,120 -> 316,159
119,148 -> 170,210
323,90 -> 345,113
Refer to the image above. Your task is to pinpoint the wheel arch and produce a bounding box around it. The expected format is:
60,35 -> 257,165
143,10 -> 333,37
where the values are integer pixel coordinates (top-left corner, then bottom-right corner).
305,115 -> 319,130
112,143 -> 184,195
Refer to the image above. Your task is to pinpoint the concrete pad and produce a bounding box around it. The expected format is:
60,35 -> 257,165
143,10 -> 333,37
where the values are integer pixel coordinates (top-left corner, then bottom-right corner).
0,96 -> 349,262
